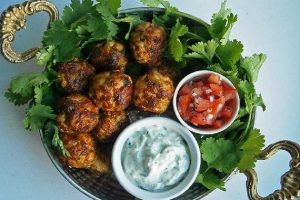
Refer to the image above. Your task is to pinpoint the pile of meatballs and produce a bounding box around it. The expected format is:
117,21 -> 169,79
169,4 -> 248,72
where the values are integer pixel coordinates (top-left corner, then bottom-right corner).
55,22 -> 175,173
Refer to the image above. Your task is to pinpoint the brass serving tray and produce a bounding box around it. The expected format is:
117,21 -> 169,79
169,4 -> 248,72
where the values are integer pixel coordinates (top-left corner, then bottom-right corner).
0,1 -> 299,200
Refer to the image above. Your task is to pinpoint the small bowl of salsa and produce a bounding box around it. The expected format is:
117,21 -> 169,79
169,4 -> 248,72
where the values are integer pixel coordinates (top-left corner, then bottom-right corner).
173,70 -> 240,135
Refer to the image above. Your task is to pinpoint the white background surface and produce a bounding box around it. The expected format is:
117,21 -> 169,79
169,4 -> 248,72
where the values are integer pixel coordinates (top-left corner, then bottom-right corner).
0,0 -> 300,200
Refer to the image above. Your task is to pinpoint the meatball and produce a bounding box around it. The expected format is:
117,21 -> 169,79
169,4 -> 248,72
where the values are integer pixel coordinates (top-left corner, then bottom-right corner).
56,59 -> 95,94
88,71 -> 133,111
90,147 -> 112,174
89,40 -> 128,72
133,68 -> 174,113
61,133 -> 96,168
130,22 -> 167,66
56,95 -> 99,134
92,111 -> 127,142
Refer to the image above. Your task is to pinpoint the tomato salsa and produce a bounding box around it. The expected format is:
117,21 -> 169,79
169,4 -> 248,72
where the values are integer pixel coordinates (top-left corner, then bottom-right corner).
177,73 -> 237,129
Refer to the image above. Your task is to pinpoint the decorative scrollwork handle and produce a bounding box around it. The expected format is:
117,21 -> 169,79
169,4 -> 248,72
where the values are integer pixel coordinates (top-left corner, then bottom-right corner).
244,140 -> 300,200
0,0 -> 58,63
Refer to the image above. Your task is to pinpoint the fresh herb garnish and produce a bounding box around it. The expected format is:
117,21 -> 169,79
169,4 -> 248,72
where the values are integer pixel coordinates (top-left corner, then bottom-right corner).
4,0 -> 267,192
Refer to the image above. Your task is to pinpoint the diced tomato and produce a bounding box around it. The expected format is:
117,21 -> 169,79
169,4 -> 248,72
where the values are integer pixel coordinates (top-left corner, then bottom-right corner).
221,106 -> 232,118
193,81 -> 204,88
194,98 -> 210,112
213,120 -> 224,128
210,96 -> 225,118
177,73 -> 237,130
223,83 -> 236,101
179,84 -> 193,96
191,88 -> 202,96
190,112 -> 210,126
210,83 -> 223,96
208,74 -> 221,85
178,95 -> 192,114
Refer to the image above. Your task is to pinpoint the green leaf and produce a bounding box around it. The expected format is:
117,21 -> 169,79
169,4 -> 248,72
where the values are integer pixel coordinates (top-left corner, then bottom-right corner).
4,89 -> 31,106
62,0 -> 95,27
238,80 -> 255,96
168,19 -> 189,61
23,104 -> 56,131
185,40 -> 219,63
216,39 -> 243,69
253,94 -> 266,111
117,15 -> 143,40
209,1 -> 237,44
36,45 -> 55,66
240,53 -> 267,83
238,129 -> 265,171
140,0 -> 162,7
87,15 -> 109,40
5,73 -> 50,106
44,121 -> 70,157
101,0 -> 121,14
43,21 -> 81,62
34,87 -> 43,104
207,64 -> 240,86
196,169 -> 225,191
201,138 -> 240,173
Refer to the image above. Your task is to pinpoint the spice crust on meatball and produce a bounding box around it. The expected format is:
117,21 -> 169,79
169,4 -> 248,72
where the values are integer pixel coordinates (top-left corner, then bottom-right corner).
88,71 -> 133,111
56,59 -> 95,94
61,132 -> 96,169
56,95 -> 99,134
130,22 -> 167,66
92,111 -> 127,142
90,40 -> 128,72
133,68 -> 174,113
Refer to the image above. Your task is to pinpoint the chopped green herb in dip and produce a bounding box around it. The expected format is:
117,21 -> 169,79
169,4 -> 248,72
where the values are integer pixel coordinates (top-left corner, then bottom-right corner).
122,125 -> 190,191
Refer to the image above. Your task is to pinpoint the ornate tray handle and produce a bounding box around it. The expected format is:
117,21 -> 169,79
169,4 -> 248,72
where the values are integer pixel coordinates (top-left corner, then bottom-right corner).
0,0 -> 58,63
244,140 -> 300,200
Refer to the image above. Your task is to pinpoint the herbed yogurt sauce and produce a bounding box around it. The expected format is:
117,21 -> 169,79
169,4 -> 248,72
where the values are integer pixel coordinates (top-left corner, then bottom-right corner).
121,125 -> 190,191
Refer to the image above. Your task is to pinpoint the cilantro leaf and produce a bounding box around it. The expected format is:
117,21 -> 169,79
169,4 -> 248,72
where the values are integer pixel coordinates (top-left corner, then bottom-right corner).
253,94 -> 266,111
238,80 -> 255,96
140,0 -> 162,7
240,53 -> 267,83
23,104 -> 56,131
196,169 -> 225,191
87,15 -> 109,40
238,129 -> 265,171
96,0 -> 121,14
209,0 -> 237,44
36,45 -> 55,66
5,89 -> 31,106
207,64 -> 240,86
62,0 -> 95,27
43,121 -> 70,157
117,15 -> 143,40
43,21 -> 81,62
201,138 -> 240,173
216,39 -> 243,70
34,87 -> 43,104
5,73 -> 49,106
168,19 -> 189,61
185,40 -> 219,64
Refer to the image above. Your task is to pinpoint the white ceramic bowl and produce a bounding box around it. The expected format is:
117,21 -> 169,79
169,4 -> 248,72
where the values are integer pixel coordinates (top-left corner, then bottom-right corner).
112,117 -> 201,200
173,70 -> 240,135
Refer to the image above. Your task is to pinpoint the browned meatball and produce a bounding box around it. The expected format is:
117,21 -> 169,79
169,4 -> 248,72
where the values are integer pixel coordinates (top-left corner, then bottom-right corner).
130,22 -> 167,66
88,71 -> 133,111
90,147 -> 112,174
92,111 -> 127,142
133,68 -> 174,113
61,133 -> 96,168
56,59 -> 95,94
89,40 -> 128,72
56,95 -> 99,134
